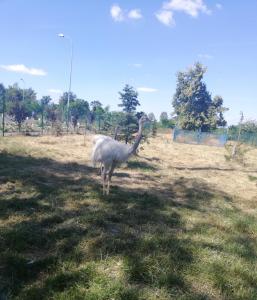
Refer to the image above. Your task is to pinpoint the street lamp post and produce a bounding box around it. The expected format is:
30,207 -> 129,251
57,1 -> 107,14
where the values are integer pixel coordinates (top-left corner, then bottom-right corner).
58,33 -> 73,132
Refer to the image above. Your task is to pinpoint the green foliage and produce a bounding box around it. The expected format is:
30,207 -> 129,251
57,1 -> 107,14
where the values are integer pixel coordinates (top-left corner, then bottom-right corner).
159,112 -> 176,128
228,120 -> 257,146
90,101 -> 105,131
117,85 -> 141,143
120,113 -> 139,144
58,92 -> 77,124
118,84 -> 140,113
39,96 -> 52,132
151,120 -> 158,137
148,112 -> 156,122
46,103 -> 58,126
5,84 -> 38,131
59,92 -> 77,107
70,99 -> 90,128
0,83 -> 6,114
225,143 -> 251,166
172,62 -> 228,131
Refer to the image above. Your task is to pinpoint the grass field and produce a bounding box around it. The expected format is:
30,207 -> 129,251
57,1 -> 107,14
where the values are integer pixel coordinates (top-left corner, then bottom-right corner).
0,134 -> 257,300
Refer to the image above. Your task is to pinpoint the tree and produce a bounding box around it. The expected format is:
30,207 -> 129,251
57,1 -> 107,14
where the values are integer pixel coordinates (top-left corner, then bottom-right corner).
160,112 -> 169,127
5,84 -> 37,131
172,62 -> 228,131
241,120 -> 257,134
0,84 -> 5,113
160,112 -> 168,122
148,113 -> 156,122
152,120 -> 158,137
118,85 -> 140,143
70,99 -> 90,129
118,84 -> 140,113
40,96 -> 52,133
0,84 -> 6,136
59,92 -> 77,106
59,91 -> 77,124
90,101 -> 105,131
46,103 -> 58,127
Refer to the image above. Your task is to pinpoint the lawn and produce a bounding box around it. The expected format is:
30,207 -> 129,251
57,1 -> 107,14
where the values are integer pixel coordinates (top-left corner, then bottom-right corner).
0,134 -> 257,300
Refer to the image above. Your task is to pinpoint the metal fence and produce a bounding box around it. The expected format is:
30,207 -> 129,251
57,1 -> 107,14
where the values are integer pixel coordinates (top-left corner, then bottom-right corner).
173,128 -> 228,147
228,131 -> 257,147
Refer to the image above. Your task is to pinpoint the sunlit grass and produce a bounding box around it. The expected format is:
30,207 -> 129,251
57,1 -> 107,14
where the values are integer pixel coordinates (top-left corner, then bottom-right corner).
0,134 -> 257,299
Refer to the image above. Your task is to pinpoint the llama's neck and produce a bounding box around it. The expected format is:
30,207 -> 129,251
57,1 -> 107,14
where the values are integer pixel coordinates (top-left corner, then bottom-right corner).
127,123 -> 143,156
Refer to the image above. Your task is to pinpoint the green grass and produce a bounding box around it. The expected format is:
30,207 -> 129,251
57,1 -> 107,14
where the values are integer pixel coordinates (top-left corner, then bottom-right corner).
1,141 -> 257,299
248,175 -> 257,182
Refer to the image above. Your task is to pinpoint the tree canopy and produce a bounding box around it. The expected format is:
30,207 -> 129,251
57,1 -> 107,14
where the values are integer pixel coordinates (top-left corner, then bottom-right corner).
118,84 -> 140,113
0,84 -> 6,114
172,63 -> 228,131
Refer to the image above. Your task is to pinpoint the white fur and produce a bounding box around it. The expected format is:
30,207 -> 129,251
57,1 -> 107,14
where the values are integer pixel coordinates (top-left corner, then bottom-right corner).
91,116 -> 147,195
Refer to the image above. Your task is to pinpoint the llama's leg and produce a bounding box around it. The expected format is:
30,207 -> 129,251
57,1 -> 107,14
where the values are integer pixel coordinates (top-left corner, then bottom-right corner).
109,163 -> 116,182
107,163 -> 116,195
101,167 -> 107,195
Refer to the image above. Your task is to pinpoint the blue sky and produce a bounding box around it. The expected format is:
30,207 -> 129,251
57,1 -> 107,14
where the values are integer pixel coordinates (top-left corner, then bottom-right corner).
0,0 -> 256,124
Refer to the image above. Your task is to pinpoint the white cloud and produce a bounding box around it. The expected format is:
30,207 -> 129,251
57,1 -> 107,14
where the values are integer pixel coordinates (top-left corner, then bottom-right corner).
132,63 -> 143,68
216,3 -> 222,10
0,64 -> 47,76
155,10 -> 175,26
163,0 -> 211,17
137,87 -> 158,93
198,53 -> 213,59
48,89 -> 63,94
128,9 -> 142,19
110,4 -> 124,22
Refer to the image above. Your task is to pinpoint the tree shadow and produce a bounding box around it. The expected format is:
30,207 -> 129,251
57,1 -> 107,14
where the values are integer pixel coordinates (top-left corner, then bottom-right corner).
0,151 -> 256,299
127,160 -> 158,171
171,165 -> 257,173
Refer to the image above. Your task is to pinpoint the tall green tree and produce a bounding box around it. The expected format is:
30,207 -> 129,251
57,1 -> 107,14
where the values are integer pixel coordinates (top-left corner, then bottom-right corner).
172,63 -> 227,131
148,113 -> 156,122
90,101 -> 105,130
159,112 -> 175,128
40,96 -> 52,133
70,99 -> 90,129
0,84 -> 5,113
59,91 -> 77,123
5,84 -> 37,131
118,85 -> 140,143
46,103 -> 58,127
118,84 -> 140,113
0,84 -> 6,136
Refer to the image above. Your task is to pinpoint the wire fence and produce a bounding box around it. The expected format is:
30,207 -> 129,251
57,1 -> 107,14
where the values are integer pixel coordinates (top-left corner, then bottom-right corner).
173,128 -> 228,147
173,127 -> 257,147
227,131 -> 257,147
1,115 -> 257,148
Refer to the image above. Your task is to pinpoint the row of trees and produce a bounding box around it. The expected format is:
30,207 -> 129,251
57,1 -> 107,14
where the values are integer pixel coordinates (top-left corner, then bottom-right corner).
0,83 -> 163,141
4,62 -> 251,138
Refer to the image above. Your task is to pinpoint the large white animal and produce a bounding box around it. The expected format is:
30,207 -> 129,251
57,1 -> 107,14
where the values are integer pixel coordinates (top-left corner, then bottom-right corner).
92,116 -> 148,195
92,126 -> 119,171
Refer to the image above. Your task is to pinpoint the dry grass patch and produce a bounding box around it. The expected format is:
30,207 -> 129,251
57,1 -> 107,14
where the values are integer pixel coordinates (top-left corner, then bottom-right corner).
0,134 -> 257,299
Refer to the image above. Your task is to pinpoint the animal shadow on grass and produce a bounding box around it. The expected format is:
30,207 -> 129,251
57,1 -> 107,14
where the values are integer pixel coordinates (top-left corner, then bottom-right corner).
0,151 -> 253,299
127,160 -> 158,171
